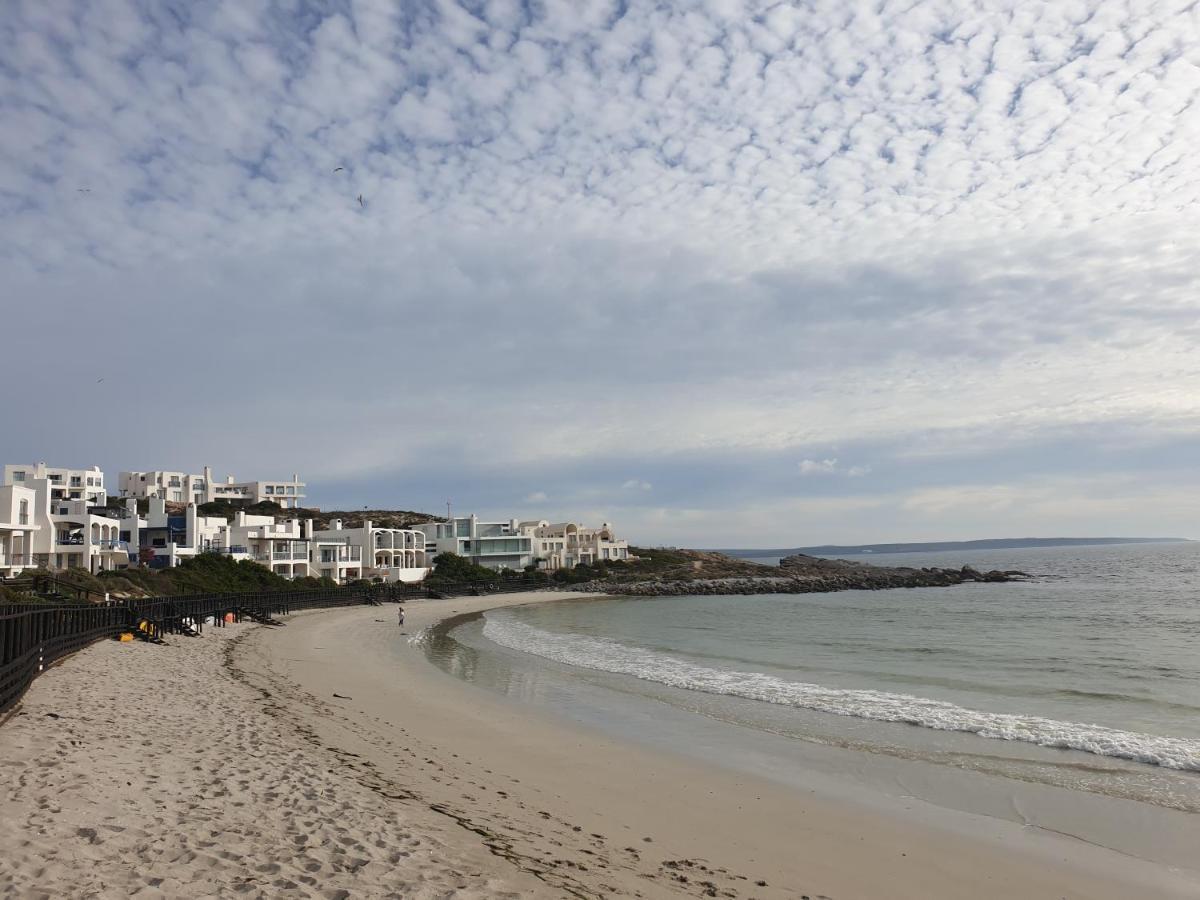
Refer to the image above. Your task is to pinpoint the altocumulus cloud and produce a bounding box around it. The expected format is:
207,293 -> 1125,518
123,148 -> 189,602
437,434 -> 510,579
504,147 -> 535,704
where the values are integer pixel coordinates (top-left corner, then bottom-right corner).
2,0 -> 1199,545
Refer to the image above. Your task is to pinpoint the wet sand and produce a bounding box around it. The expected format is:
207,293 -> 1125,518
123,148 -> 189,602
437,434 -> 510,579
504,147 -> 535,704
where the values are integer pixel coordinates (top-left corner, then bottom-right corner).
1,592 -> 1197,898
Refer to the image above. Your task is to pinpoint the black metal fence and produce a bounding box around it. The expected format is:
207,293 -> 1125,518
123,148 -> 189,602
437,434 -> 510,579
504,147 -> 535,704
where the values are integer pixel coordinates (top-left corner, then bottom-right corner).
0,575 -> 555,719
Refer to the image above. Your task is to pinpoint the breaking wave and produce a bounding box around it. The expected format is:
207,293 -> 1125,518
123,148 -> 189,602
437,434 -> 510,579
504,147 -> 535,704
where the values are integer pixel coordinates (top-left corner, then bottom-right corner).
481,614 -> 1200,772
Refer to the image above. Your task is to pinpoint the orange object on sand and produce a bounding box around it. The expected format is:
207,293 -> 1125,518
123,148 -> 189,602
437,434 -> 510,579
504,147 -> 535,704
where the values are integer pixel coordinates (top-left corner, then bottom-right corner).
224,613 -> 235,623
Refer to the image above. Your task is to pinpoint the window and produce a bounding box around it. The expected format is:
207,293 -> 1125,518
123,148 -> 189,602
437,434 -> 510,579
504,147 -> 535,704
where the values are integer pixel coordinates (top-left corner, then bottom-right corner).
286,486 -> 295,494
265,486 -> 274,494
119,531 -> 130,542
12,471 -> 24,482
70,476 -> 81,486
19,500 -> 28,525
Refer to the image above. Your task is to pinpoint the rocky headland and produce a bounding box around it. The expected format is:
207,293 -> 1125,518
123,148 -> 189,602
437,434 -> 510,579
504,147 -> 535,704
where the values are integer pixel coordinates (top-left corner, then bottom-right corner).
574,549 -> 1027,596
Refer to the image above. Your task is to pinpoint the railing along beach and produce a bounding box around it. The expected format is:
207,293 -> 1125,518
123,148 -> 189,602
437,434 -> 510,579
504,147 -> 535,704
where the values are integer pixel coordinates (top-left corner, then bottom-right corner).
0,575 -> 553,718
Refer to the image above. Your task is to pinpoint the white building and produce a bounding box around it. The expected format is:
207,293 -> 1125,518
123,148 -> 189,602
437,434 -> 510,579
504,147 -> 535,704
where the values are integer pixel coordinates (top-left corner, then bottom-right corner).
119,467 -> 307,509
4,462 -> 106,505
0,483 -> 39,577
9,478 -> 129,574
309,537 -> 364,584
418,515 -> 538,571
418,515 -> 630,571
529,521 -> 631,568
310,519 -> 429,583
115,498 -> 228,569
221,511 -> 312,578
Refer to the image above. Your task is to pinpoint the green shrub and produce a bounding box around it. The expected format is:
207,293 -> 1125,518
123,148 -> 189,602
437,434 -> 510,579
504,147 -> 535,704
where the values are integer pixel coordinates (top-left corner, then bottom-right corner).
427,552 -> 497,584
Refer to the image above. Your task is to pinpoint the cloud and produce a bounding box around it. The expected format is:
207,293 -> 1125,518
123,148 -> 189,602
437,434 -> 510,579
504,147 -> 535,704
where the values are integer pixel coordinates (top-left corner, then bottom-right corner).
799,459 -> 871,478
622,480 -> 653,492
2,1 -> 1199,545
798,459 -> 839,475
523,491 -> 548,503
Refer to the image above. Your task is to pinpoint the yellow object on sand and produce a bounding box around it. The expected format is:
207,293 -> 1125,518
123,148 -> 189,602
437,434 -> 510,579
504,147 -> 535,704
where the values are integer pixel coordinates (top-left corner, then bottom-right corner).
118,633 -> 134,642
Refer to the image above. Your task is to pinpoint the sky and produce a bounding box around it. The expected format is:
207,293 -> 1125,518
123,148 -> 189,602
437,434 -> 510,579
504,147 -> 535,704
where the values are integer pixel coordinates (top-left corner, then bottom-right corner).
2,0 -> 1199,547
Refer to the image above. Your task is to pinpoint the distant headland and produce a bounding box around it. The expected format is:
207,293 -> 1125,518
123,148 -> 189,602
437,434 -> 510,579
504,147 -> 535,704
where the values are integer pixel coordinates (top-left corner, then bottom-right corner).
718,537 -> 1194,558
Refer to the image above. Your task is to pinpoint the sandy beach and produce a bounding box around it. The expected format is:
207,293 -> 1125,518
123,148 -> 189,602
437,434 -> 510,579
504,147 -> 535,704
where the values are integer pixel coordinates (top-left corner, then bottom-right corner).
2,591 -> 1197,899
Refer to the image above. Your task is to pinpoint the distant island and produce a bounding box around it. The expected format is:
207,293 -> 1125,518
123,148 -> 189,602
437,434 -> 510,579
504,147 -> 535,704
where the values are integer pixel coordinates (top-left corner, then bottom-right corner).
718,537 -> 1193,558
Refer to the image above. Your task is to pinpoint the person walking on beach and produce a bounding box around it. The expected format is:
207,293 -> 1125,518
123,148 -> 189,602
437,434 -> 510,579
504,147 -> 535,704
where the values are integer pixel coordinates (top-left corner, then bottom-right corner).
397,605 -> 405,628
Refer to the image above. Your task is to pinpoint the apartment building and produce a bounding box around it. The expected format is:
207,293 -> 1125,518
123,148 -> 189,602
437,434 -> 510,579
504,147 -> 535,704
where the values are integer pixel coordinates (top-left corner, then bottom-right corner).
4,463 -> 106,505
418,515 -> 630,571
119,467 -> 307,509
119,468 -> 211,505
310,519 -> 429,583
114,498 -> 229,569
14,483 -> 128,573
531,521 -> 631,568
221,512 -> 312,578
0,464 -> 127,574
309,537 -> 364,584
418,515 -> 536,571
0,484 -> 39,577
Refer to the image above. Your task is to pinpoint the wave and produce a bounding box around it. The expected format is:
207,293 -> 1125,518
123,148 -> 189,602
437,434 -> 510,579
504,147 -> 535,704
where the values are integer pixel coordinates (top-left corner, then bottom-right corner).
481,615 -> 1200,772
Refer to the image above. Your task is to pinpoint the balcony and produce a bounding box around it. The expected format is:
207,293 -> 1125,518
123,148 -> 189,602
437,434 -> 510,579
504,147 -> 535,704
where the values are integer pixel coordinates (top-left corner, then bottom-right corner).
205,545 -> 250,556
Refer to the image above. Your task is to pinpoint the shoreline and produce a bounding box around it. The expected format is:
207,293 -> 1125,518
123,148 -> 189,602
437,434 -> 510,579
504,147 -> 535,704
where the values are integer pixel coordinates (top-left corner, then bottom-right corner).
1,592 -> 1196,898
241,594 -> 1198,898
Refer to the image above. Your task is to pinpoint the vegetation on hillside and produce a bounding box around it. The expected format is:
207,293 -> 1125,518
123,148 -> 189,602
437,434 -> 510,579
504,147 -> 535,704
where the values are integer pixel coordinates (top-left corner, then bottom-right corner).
0,556 -> 339,602
603,547 -> 770,580
193,500 -> 439,531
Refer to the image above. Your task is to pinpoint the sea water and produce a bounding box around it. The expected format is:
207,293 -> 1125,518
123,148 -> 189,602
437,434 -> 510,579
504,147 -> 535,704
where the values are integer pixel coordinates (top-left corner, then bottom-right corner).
421,542 -> 1200,825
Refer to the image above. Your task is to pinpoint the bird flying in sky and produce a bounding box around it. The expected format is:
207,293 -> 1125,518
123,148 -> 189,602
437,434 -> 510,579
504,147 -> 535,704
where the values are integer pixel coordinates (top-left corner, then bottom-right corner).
333,167 -> 343,172
357,194 -> 364,207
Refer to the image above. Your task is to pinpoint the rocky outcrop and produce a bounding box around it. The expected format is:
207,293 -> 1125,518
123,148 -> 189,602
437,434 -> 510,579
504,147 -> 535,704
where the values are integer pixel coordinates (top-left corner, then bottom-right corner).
571,553 -> 1027,597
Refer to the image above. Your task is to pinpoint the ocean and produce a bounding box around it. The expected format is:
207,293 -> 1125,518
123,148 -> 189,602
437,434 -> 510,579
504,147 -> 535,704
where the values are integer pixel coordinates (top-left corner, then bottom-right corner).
419,541 -> 1200,833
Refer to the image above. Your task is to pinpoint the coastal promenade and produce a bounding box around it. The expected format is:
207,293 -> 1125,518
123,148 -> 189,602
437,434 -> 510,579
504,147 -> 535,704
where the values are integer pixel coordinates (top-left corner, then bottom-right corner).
3,594 -> 1196,898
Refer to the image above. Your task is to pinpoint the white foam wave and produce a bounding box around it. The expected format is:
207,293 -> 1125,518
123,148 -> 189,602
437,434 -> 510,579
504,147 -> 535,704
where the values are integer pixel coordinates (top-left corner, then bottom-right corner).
481,615 -> 1200,772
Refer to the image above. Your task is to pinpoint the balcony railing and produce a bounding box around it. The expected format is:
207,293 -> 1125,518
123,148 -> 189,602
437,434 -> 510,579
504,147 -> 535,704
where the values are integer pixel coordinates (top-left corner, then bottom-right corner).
204,545 -> 249,556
